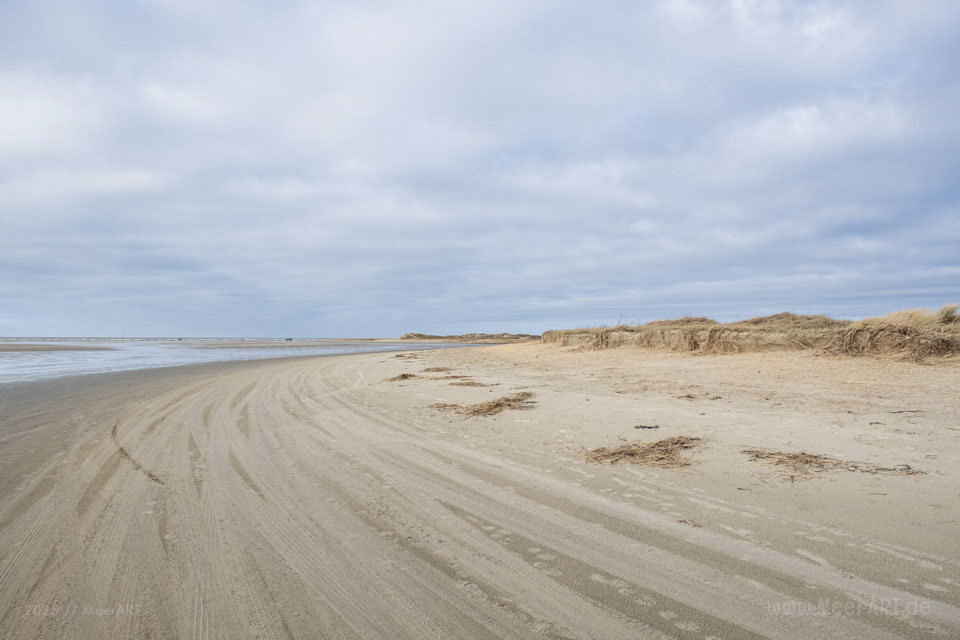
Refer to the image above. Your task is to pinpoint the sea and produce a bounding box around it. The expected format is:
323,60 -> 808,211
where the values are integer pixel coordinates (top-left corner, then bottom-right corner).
0,339 -> 468,384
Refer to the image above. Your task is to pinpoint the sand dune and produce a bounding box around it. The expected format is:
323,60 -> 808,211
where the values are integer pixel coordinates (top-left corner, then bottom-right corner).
1,345 -> 958,638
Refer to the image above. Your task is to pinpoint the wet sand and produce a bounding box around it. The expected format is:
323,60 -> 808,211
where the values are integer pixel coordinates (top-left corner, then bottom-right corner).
1,344 -> 958,639
191,339 -> 388,348
0,344 -> 113,352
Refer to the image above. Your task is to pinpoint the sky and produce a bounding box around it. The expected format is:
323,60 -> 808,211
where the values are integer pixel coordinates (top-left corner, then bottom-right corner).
1,0 -> 958,337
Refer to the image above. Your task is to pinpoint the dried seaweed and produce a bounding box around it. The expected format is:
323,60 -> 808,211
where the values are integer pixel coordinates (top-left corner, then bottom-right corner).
742,449 -> 922,476
586,437 -> 702,468
429,392 -> 535,416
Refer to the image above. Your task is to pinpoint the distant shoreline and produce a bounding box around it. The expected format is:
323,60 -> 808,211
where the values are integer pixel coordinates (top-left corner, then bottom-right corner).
0,344 -> 114,352
0,340 -> 479,384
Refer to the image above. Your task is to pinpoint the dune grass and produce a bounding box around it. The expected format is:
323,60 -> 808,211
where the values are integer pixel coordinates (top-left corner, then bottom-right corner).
824,305 -> 959,362
542,305 -> 960,362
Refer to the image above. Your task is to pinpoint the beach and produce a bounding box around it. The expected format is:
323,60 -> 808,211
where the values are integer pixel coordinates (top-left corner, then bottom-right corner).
1,344 -> 958,639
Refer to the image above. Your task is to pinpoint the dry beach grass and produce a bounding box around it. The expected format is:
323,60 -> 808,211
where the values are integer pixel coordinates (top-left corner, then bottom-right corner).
542,305 -> 960,362
824,305 -> 960,362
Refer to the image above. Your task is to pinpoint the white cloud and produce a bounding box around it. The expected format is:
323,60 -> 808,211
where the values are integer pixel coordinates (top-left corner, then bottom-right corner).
721,97 -> 910,159
0,71 -> 100,155
140,82 -> 226,122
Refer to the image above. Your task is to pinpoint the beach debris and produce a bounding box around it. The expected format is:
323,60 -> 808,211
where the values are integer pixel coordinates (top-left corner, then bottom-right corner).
387,373 -> 473,383
585,436 -> 702,468
385,373 -> 419,382
422,367 -> 452,372
428,402 -> 461,412
677,519 -> 702,527
429,392 -> 535,417
449,380 -> 495,387
742,449 -> 923,477
634,424 -> 660,430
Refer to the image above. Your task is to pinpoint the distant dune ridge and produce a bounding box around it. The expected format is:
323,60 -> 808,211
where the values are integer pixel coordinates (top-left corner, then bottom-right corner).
401,332 -> 540,342
541,305 -> 960,362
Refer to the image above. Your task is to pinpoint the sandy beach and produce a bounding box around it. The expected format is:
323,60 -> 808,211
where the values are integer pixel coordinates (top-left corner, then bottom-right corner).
1,344 -> 958,639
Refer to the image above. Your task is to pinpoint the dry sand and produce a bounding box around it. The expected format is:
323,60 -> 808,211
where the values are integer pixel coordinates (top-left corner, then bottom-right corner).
1,344 -> 958,639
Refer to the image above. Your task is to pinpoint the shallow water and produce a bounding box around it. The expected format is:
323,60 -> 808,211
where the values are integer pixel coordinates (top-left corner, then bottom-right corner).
0,340 -> 463,384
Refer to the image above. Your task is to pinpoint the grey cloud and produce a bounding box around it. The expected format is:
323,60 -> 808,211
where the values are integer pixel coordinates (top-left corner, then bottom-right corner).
1,0 -> 958,336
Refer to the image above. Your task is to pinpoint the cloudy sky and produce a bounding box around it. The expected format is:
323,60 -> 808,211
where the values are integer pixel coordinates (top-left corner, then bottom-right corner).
1,1 -> 958,337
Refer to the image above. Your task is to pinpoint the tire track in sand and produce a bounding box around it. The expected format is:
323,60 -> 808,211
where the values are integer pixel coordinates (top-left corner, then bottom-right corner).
0,353 -> 958,639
